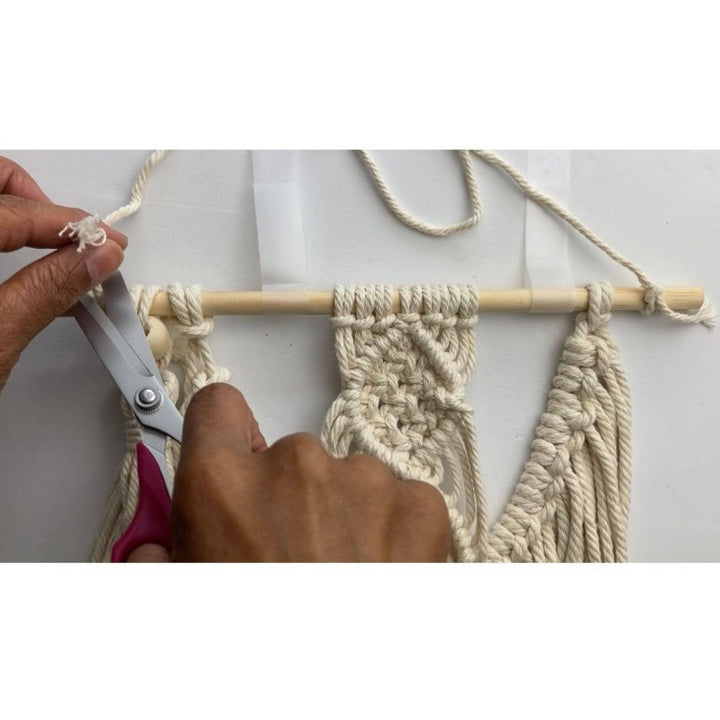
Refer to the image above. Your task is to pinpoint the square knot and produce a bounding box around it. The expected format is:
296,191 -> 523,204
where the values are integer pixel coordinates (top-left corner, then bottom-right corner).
325,284 -> 479,496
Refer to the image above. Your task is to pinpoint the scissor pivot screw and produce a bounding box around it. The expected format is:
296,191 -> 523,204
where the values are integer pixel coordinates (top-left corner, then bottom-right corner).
134,387 -> 162,413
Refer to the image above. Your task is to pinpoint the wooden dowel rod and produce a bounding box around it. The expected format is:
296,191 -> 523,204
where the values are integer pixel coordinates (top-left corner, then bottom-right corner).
144,286 -> 704,316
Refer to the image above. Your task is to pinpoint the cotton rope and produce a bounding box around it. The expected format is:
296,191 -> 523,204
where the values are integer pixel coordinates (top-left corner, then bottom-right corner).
320,282 -> 631,562
59,150 -> 168,252
72,149 -> 706,562
320,285 -> 488,562
358,149 -> 716,328
356,150 -> 482,237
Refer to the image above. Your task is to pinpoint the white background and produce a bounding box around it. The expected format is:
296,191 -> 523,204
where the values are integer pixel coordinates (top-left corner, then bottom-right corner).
0,149 -> 718,561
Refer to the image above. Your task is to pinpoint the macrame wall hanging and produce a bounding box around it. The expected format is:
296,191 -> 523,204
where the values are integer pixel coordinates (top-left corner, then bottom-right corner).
71,150 -> 712,563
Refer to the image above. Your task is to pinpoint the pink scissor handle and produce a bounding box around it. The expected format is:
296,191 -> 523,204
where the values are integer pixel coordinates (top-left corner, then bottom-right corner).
111,442 -> 172,563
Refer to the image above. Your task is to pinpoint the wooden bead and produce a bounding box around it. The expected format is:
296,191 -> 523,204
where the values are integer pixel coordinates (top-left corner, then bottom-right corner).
145,316 -> 172,360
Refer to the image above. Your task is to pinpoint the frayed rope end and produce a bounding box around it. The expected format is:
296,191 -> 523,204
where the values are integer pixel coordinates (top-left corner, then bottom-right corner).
58,214 -> 107,252
643,284 -> 716,329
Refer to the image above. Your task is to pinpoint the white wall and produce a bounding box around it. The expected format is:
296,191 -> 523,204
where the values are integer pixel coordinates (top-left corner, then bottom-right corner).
0,150 -> 717,561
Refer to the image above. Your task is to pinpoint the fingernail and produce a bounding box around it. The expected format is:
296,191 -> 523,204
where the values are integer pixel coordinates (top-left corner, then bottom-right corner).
83,239 -> 124,284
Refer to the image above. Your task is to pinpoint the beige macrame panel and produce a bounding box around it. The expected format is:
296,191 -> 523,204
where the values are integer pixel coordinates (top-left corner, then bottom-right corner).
321,282 -> 632,562
320,285 -> 488,561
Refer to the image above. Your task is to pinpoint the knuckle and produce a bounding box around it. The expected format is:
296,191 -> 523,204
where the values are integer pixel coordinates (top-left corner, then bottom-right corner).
403,481 -> 450,524
14,251 -> 85,319
0,282 -> 23,322
0,156 -> 20,175
269,433 -> 330,478
342,453 -> 395,488
0,196 -> 32,251
175,446 -> 248,503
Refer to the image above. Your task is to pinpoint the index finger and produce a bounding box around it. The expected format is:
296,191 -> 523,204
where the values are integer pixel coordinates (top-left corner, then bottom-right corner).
0,156 -> 51,202
0,195 -> 127,252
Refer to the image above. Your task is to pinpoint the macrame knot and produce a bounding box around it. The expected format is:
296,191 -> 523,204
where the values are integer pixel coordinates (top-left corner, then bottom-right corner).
322,284 -> 488,562
642,284 -> 660,316
487,278 -> 632,563
166,283 -> 215,338
643,282 -> 716,328
592,337 -> 612,377
58,214 -> 107,252
176,319 -> 215,339
586,282 -> 612,331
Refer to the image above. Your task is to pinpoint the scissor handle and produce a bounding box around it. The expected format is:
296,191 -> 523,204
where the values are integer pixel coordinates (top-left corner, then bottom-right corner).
111,442 -> 172,563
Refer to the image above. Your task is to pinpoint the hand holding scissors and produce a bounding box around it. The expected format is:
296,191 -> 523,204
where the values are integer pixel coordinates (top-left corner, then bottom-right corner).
72,272 -> 183,562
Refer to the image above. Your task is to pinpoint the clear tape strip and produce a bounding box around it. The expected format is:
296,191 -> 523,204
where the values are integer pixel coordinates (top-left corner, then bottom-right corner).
260,285 -> 311,314
252,151 -> 308,295
525,151 -> 575,312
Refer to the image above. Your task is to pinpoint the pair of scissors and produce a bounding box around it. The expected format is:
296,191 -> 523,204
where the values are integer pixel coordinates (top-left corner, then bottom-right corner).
72,272 -> 183,562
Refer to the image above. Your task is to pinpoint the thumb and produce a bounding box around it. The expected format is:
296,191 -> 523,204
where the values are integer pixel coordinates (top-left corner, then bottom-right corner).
127,544 -> 171,562
180,383 -> 268,459
0,240 -> 124,386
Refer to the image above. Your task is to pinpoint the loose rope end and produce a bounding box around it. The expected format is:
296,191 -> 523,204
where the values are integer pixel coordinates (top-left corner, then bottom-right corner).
58,214 -> 107,253
644,285 -> 716,328
695,298 -> 717,329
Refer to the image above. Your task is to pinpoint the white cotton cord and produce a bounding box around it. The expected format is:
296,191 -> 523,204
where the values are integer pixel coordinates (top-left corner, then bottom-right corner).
471,150 -> 716,328
358,149 -> 715,328
103,149 -> 169,226
58,150 -> 168,253
356,150 -> 482,237
486,282 -> 632,562
321,282 -> 633,562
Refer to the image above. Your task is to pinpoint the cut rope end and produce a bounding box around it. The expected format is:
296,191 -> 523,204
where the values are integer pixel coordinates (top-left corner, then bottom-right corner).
58,214 -> 107,253
643,285 -> 716,329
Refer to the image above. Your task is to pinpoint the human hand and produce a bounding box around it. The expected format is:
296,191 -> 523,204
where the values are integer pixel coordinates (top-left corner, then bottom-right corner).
0,156 -> 127,392
129,383 -> 451,562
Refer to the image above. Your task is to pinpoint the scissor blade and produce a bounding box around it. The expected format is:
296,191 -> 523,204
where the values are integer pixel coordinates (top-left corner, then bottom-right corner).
73,294 -> 152,380
141,426 -> 178,497
73,296 -> 184,443
102,272 -> 162,384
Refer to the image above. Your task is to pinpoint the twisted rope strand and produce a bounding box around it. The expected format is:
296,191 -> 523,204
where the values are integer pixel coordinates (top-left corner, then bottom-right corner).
486,283 -> 632,562
103,150 -> 168,226
356,150 -> 482,237
358,149 -> 715,327
470,150 -> 715,328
